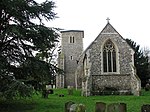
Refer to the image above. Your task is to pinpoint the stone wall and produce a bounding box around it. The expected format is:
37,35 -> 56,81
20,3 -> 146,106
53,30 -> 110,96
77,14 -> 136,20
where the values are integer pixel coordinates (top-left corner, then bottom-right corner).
92,75 -> 131,90
56,53 -> 65,88
59,30 -> 84,87
80,23 -> 141,96
91,75 -> 131,95
130,64 -> 141,96
89,33 -> 133,76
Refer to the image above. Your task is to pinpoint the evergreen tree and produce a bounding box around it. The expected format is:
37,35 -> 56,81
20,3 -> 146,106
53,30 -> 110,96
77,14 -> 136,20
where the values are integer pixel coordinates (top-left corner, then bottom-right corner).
0,0 -> 60,99
142,47 -> 150,83
126,39 -> 149,87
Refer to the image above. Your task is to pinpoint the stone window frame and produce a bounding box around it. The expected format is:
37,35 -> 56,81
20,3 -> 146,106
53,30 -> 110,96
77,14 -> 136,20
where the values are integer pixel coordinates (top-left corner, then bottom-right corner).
101,39 -> 120,74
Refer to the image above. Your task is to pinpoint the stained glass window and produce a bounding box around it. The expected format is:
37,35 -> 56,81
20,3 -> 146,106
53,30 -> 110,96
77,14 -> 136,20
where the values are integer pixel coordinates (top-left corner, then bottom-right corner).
103,40 -> 117,72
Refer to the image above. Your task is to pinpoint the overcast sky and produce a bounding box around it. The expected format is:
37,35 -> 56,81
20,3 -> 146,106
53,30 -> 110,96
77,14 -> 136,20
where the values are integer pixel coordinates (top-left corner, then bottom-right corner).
37,0 -> 150,50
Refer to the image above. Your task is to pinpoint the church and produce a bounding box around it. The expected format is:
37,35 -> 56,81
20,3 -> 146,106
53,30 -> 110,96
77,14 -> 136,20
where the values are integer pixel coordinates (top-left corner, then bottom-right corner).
56,19 -> 141,96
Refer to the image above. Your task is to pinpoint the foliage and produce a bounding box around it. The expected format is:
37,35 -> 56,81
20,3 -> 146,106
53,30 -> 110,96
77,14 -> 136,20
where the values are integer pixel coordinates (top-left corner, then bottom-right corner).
0,0 -> 60,99
142,47 -> 150,80
126,39 -> 149,87
0,89 -> 150,112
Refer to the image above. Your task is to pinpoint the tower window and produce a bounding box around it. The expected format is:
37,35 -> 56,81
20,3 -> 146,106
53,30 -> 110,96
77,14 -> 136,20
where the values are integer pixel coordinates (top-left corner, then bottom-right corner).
70,36 -> 75,43
103,40 -> 117,72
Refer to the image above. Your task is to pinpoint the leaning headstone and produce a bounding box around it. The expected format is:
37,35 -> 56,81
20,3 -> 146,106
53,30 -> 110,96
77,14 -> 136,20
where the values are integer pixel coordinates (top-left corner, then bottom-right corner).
95,102 -> 106,112
65,101 -> 75,112
141,104 -> 150,112
107,103 -> 126,112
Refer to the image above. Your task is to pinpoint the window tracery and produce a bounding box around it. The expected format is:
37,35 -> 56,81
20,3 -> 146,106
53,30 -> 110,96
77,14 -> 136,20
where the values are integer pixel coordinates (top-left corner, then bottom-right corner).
103,40 -> 117,72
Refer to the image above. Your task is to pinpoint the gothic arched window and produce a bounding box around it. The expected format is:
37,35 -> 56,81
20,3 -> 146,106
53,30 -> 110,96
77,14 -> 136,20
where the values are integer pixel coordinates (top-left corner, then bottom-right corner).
103,40 -> 117,72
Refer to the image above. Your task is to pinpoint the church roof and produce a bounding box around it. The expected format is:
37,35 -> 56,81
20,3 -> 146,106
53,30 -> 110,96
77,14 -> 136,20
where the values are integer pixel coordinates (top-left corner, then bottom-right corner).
80,21 -> 134,59
101,22 -> 118,34
84,22 -> 122,52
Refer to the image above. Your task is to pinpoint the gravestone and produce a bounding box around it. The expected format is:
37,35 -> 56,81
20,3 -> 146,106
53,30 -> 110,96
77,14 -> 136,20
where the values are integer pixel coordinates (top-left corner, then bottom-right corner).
42,90 -> 48,98
65,101 -> 75,112
145,83 -> 150,91
46,85 -> 52,90
118,103 -> 127,112
107,103 -> 126,112
77,104 -> 86,112
68,87 -> 73,95
141,104 -> 150,112
95,102 -> 106,112
70,104 -> 78,112
65,102 -> 86,112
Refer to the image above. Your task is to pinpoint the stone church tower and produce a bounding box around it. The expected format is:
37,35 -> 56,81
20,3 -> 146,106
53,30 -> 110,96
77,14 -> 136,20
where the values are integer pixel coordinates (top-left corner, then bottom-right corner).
56,30 -> 84,88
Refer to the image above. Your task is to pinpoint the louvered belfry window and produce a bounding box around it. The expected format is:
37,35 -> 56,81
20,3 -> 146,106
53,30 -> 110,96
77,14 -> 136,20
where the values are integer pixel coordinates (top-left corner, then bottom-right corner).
70,36 -> 74,43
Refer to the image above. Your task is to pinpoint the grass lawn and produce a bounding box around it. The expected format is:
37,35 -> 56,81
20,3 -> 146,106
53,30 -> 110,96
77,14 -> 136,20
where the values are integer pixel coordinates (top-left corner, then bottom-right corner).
0,89 -> 150,112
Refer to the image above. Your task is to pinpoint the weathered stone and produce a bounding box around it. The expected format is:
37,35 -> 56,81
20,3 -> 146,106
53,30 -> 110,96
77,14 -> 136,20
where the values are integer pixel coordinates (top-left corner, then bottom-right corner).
145,83 -> 150,91
141,104 -> 150,112
68,86 -> 74,95
70,104 -> 78,112
118,103 -> 127,112
107,103 -> 126,112
65,101 -> 75,112
95,102 -> 106,112
68,103 -> 86,112
77,104 -> 86,112
57,30 -> 84,88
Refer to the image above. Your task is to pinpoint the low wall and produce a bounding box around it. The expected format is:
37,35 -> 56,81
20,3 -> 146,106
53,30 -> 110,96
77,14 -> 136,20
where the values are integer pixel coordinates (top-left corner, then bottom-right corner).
91,74 -> 131,95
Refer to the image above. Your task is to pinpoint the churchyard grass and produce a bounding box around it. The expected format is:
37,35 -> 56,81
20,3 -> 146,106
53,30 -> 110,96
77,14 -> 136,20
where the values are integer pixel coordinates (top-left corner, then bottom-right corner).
0,89 -> 150,112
